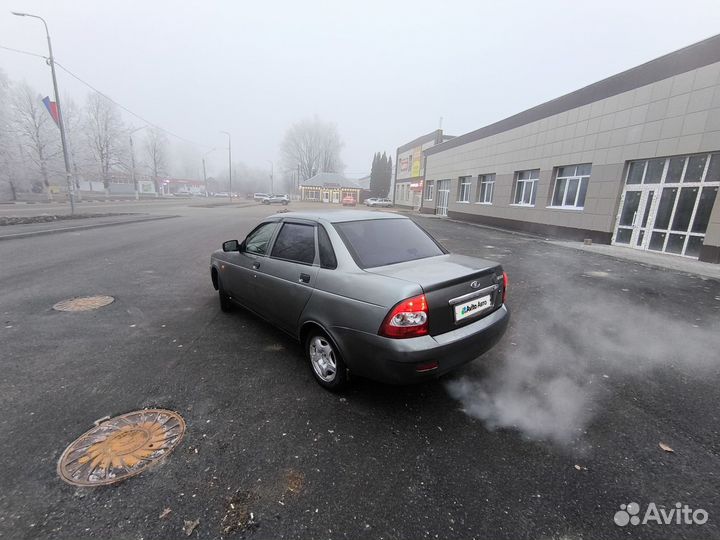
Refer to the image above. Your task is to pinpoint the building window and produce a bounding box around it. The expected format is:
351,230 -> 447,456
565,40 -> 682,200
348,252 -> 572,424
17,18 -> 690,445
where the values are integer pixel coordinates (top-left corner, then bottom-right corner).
513,169 -> 540,206
305,189 -> 320,201
476,174 -> 495,204
424,180 -> 435,201
626,153 -> 719,185
457,176 -> 472,202
550,164 -> 591,209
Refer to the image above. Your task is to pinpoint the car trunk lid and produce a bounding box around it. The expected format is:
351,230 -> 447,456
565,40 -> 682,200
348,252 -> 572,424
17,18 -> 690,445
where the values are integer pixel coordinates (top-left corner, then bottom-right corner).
365,254 -> 505,336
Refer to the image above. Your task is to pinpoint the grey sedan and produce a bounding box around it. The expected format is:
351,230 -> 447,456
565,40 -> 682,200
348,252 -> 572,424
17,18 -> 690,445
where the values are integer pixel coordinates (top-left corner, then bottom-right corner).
210,211 -> 509,390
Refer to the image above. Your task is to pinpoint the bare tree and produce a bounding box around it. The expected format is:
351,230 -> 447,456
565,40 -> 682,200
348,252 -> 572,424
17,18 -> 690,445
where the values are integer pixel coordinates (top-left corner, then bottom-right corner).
280,116 -> 344,181
84,93 -> 125,191
9,81 -> 61,199
144,127 -> 167,193
0,70 -> 16,200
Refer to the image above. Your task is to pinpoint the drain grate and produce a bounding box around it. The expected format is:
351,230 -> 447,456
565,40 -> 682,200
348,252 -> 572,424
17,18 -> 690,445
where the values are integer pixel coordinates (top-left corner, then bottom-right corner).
53,295 -> 115,312
57,409 -> 185,486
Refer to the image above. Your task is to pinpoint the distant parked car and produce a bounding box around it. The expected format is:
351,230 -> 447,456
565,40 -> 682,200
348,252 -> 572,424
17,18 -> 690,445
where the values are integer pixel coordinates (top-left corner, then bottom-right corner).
341,195 -> 356,206
262,194 -> 290,205
213,192 -> 229,197
365,197 -> 393,207
254,192 -> 271,201
210,211 -> 509,390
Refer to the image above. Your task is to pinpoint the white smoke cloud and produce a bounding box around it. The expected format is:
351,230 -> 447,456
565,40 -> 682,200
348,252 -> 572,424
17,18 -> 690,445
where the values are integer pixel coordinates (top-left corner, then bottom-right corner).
446,289 -> 719,445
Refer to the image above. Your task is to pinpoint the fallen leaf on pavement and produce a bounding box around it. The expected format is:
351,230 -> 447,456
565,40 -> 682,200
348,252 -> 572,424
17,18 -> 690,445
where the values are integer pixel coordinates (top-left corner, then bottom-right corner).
183,519 -> 199,536
574,464 -> 587,470
159,508 -> 171,519
659,442 -> 674,453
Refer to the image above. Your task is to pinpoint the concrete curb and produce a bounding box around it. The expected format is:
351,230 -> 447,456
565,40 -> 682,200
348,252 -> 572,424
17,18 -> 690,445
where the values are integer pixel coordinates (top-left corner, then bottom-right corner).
548,240 -> 720,281
0,214 -> 179,242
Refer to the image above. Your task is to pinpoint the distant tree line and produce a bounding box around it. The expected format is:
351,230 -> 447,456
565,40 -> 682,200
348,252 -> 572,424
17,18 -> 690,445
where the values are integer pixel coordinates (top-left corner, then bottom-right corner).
1,68 -> 350,200
0,68 -> 278,200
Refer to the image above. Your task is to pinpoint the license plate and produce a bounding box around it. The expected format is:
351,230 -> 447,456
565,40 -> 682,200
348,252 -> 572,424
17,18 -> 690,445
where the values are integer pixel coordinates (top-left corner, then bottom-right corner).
454,295 -> 492,322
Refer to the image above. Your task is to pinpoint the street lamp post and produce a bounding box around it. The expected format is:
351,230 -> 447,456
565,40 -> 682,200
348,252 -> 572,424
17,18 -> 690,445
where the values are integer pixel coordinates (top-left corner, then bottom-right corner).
129,126 -> 147,200
220,131 -> 232,200
202,148 -> 215,197
266,160 -> 274,194
12,11 -> 75,214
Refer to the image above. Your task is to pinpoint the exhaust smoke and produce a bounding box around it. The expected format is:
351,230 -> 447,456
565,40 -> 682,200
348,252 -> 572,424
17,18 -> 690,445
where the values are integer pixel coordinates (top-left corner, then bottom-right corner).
446,291 -> 719,445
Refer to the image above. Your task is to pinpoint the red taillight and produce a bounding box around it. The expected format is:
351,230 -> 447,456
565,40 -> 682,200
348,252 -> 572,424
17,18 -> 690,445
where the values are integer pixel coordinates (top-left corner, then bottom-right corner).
502,271 -> 508,303
379,294 -> 429,338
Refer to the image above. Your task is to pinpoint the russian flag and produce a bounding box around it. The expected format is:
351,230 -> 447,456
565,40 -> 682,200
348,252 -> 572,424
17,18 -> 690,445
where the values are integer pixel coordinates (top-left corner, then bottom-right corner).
42,96 -> 60,126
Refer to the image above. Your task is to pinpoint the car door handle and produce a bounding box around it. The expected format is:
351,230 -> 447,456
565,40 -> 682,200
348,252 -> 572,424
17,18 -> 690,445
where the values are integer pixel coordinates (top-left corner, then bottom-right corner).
299,273 -> 311,283
252,262 -> 261,270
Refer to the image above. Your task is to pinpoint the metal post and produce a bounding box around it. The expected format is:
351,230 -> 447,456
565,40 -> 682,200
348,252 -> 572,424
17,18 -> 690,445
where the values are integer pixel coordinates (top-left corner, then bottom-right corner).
267,160 -> 274,194
202,158 -> 208,196
201,148 -> 215,198
13,12 -> 75,214
221,131 -> 232,200
129,135 -> 138,200
128,126 -> 146,199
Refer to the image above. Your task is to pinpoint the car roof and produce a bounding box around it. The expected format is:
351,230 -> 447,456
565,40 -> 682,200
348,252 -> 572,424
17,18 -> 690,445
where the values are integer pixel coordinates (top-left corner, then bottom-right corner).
275,210 -> 405,223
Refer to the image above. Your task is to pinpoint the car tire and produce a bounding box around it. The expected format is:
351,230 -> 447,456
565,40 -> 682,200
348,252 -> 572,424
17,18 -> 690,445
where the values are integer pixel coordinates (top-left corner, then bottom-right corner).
306,330 -> 348,391
282,201 -> 288,205
218,280 -> 232,312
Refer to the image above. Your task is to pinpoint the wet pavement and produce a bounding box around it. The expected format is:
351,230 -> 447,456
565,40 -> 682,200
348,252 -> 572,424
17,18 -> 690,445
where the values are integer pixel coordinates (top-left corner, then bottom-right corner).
0,202 -> 718,539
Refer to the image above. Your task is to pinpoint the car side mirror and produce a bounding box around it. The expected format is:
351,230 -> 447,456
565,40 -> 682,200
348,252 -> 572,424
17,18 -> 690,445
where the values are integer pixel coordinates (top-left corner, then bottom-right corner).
222,239 -> 240,252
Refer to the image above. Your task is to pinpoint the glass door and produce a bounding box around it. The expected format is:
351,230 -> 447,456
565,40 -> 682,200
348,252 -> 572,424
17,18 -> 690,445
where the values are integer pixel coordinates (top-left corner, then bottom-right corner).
436,180 -> 450,216
614,188 -> 657,248
614,153 -> 720,259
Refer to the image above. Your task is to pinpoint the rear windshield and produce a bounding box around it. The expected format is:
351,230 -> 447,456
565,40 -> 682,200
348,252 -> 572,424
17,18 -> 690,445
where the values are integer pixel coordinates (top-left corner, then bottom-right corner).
333,218 -> 444,268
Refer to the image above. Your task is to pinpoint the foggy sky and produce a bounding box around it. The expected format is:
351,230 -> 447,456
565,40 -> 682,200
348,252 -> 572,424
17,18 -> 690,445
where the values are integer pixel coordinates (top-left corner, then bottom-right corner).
2,0 -> 719,179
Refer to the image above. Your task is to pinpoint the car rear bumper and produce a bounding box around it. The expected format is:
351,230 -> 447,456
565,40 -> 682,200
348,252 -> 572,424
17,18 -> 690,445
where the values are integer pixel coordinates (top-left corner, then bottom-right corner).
331,304 -> 509,384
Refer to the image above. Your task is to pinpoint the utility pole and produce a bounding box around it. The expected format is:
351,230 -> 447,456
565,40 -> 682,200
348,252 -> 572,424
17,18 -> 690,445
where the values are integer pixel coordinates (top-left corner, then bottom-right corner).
13,12 -> 75,214
266,160 -> 274,194
202,148 -> 215,197
220,131 -> 232,200
130,135 -> 137,199
129,126 -> 146,200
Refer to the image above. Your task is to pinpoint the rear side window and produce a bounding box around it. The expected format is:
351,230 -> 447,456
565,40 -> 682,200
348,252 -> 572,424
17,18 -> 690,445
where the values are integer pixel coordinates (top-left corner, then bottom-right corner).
333,218 -> 444,268
271,223 -> 316,265
317,225 -> 337,269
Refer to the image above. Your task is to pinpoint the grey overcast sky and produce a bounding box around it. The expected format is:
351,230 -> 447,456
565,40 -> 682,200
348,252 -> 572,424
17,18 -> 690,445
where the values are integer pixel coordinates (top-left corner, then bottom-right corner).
2,0 -> 720,178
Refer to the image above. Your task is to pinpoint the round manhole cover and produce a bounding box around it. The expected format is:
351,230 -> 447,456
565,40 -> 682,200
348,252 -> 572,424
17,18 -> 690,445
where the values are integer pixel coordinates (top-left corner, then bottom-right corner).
57,409 -> 186,486
53,295 -> 115,312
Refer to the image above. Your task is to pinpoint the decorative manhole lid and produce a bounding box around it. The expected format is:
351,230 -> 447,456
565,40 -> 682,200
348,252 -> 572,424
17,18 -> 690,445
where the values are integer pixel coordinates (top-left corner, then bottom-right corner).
57,409 -> 186,486
53,295 -> 115,312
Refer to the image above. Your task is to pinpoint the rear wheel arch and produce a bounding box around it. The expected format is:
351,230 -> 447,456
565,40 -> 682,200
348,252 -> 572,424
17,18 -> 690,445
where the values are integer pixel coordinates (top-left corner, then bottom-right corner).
299,320 -> 331,346
301,321 -> 349,390
299,321 -> 346,360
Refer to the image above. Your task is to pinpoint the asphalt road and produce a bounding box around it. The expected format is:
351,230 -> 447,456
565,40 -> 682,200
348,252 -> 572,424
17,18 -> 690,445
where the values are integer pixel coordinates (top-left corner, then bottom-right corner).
0,201 -> 718,540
